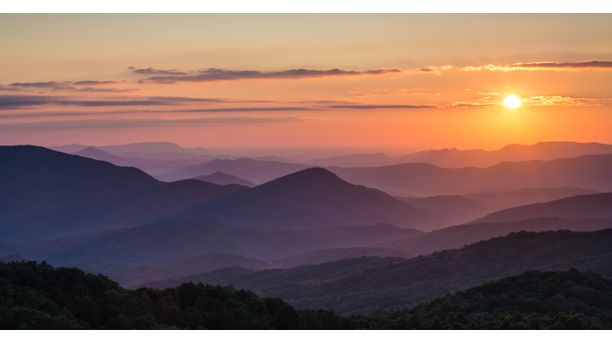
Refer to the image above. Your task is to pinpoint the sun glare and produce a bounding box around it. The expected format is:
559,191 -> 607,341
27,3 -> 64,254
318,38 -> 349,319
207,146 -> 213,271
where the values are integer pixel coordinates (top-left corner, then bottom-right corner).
503,94 -> 522,109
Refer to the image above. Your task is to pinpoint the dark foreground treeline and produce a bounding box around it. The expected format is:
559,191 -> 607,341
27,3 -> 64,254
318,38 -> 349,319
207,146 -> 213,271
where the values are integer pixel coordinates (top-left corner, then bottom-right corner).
2,261 -> 612,329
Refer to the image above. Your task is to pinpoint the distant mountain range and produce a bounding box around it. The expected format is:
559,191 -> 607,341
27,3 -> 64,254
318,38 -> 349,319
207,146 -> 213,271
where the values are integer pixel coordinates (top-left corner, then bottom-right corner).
472,192 -> 612,224
194,172 -> 256,187
163,228 -> 612,314
306,141 -> 612,168
331,154 -> 612,196
160,158 -> 309,183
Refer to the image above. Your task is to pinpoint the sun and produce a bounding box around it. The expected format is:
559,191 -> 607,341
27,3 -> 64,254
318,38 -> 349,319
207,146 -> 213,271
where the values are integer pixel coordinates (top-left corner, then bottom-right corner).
503,94 -> 522,109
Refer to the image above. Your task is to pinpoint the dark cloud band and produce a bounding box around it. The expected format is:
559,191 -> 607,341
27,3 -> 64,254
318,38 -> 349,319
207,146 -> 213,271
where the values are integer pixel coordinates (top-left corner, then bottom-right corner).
137,67 -> 401,84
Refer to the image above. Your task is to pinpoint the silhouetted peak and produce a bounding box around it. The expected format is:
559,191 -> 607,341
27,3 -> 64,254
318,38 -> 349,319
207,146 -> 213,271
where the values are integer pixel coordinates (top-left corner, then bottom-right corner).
76,146 -> 112,155
272,167 -> 342,184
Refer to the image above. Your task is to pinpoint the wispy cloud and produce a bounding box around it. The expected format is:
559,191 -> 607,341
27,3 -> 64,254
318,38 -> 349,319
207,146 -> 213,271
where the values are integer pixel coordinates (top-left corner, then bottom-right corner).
462,60 -> 612,72
76,87 -> 137,93
129,66 -> 187,75
449,92 -> 603,108
329,104 -> 434,110
181,106 -> 315,113
5,79 -> 129,93
524,95 -> 599,107
0,116 -> 300,130
9,81 -> 75,90
137,67 -> 401,84
0,95 -> 56,109
73,80 -> 118,86
0,94 -> 180,108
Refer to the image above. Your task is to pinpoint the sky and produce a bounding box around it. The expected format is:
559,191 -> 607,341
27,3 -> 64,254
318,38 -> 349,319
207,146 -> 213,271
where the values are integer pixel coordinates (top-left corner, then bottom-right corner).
1,14 -> 611,152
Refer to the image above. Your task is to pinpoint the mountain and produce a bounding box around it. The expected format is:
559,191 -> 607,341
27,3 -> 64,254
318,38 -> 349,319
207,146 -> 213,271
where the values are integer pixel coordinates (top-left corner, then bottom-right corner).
331,154 -> 612,196
72,145 -> 216,176
376,269 -> 612,329
384,192 -> 612,255
473,192 -> 612,224
383,217 -> 612,256
401,141 -> 612,168
194,172 -> 256,187
160,158 -> 309,183
177,168 -> 437,230
174,228 -> 612,314
304,142 -> 612,168
51,143 -> 86,154
41,221 -> 422,286
464,187 -> 598,208
398,195 -> 500,227
304,153 -> 396,167
99,141 -> 208,157
272,247 -> 410,269
0,146 -> 246,243
74,146 -> 132,165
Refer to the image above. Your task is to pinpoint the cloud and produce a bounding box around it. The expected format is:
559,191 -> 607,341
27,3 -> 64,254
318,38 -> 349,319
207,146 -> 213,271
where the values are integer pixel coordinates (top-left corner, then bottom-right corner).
0,94 -> 286,110
524,95 -> 597,106
0,94 -> 181,108
0,116 -> 299,130
0,95 -> 56,109
138,67 -> 401,84
329,104 -> 434,110
9,81 -> 75,90
73,80 -> 117,86
148,96 -> 233,103
129,66 -> 187,75
6,80 -> 124,92
180,106 -> 314,113
450,101 -> 493,108
76,87 -> 137,93
448,93 -> 603,108
462,60 -> 612,72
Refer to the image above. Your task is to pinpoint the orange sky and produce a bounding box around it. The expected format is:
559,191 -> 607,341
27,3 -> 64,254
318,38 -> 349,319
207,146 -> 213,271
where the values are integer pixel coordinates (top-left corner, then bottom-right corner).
1,14 -> 611,152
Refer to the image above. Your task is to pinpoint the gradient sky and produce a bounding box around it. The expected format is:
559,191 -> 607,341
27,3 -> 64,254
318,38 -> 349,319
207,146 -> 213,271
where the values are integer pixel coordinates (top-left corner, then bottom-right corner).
1,14 -> 611,152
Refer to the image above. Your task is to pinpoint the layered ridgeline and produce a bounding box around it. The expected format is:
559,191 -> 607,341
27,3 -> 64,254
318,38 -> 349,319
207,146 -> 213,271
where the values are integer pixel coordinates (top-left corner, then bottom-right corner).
153,142 -> 612,196
39,191 -> 612,286
0,146 -> 246,243
40,222 -> 421,287
156,141 -> 612,181
2,261 -> 612,330
330,154 -> 612,196
384,192 -> 612,255
150,229 -> 612,314
162,152 -> 612,197
172,167 -> 437,230
193,172 -> 256,187
304,141 -> 612,168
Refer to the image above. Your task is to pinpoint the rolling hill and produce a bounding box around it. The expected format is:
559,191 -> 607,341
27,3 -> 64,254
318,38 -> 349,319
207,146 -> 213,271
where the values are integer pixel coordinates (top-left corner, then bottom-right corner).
472,192 -> 612,224
398,195 -> 500,227
375,269 -> 612,329
40,221 -> 421,286
167,228 -> 612,314
383,217 -> 612,256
